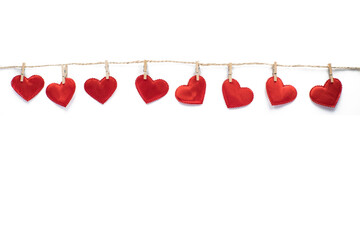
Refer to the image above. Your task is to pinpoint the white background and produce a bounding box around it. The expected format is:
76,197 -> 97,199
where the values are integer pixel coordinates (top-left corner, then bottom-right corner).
1,0 -> 360,239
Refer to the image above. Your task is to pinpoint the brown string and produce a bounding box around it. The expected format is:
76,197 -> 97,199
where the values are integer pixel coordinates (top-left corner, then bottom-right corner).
143,60 -> 148,80
0,60 -> 359,70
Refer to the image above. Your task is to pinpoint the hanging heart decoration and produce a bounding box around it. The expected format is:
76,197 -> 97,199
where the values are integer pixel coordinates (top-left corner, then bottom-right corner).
46,78 -> 76,107
266,77 -> 297,106
135,75 -> 169,104
309,78 -> 342,108
11,75 -> 45,101
84,76 -> 117,104
222,79 -> 253,108
175,75 -> 206,104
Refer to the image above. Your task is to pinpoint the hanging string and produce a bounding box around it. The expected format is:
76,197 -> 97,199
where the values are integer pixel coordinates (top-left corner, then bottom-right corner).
1,60 -> 360,70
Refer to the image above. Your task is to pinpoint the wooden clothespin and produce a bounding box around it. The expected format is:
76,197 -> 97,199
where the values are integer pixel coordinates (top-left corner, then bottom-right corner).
62,64 -> 68,84
20,62 -> 26,82
105,60 -> 110,80
328,63 -> 334,83
228,63 -> 233,83
143,60 -> 148,80
195,61 -> 200,81
273,62 -> 277,82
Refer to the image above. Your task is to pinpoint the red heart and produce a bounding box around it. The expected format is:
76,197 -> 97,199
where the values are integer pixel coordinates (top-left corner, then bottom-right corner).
175,75 -> 206,104
310,78 -> 342,108
135,75 -> 169,104
46,78 -> 76,107
11,75 -> 45,101
222,79 -> 254,108
84,76 -> 117,104
266,77 -> 297,105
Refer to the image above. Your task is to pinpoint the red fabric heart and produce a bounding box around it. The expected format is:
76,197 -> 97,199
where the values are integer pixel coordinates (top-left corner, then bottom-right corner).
135,75 -> 169,104
222,79 -> 254,108
266,77 -> 297,105
310,78 -> 342,108
175,75 -> 206,104
84,76 -> 117,104
46,78 -> 76,107
11,75 -> 45,101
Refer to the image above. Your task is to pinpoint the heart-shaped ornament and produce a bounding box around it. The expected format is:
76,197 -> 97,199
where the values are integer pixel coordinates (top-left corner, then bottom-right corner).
175,76 -> 206,104
309,78 -> 342,108
46,78 -> 76,107
222,79 -> 254,108
135,75 -> 169,104
266,77 -> 297,106
84,76 -> 117,104
11,75 -> 45,101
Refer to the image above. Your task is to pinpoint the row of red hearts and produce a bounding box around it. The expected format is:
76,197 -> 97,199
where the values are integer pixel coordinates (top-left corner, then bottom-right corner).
11,74 -> 342,108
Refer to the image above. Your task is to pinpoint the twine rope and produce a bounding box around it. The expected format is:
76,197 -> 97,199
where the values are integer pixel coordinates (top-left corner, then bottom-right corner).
1,60 -> 360,70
